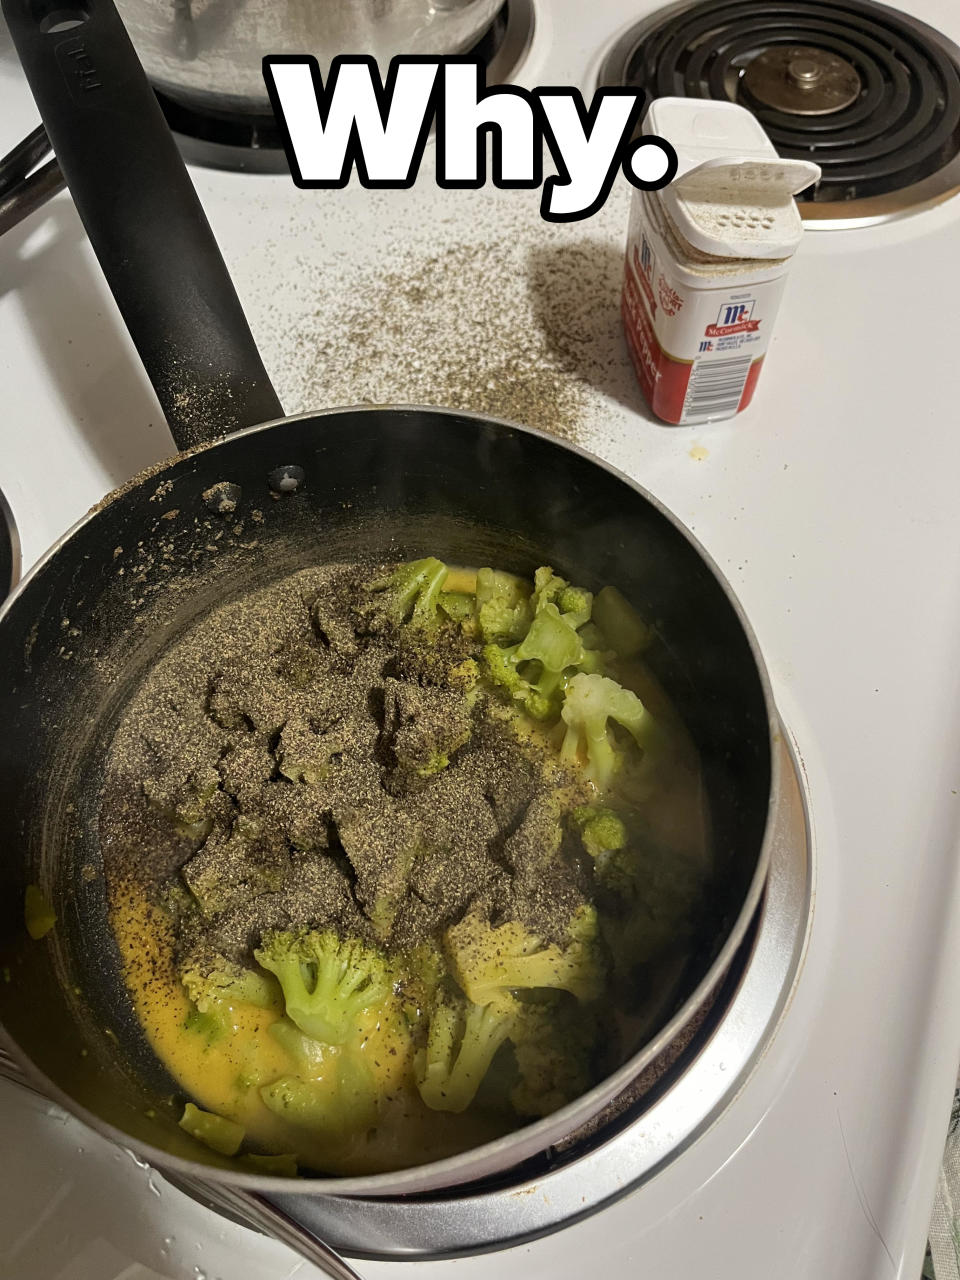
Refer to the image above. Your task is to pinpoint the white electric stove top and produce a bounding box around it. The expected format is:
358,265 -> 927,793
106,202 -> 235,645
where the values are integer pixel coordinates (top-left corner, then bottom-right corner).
3,2 -> 960,1278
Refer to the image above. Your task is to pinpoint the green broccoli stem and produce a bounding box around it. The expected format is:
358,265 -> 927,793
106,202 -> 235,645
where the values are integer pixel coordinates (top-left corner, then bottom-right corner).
254,930 -> 391,1046
179,1102 -> 245,1156
560,672 -> 665,794
483,604 -> 586,721
368,557 -> 449,630
444,908 -> 604,1006
260,1053 -> 378,1137
416,996 -> 517,1113
475,567 -> 533,643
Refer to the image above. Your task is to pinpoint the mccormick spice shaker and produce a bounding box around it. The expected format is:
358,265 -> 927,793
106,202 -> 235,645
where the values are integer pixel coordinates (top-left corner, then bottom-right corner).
622,98 -> 821,425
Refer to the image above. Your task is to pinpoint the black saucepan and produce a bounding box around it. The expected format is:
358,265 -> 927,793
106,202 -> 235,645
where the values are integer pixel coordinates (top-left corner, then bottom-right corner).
0,0 -> 777,1197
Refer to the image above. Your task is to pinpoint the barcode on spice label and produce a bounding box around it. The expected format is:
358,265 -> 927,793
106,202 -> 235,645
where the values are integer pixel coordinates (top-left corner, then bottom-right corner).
683,355 -> 753,421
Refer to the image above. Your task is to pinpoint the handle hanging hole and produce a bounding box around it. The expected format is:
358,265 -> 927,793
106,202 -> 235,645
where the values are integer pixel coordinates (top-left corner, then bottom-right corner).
34,3 -> 88,33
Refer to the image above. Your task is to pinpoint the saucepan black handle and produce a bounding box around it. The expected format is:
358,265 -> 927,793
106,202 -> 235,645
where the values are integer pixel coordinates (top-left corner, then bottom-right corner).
1,0 -> 285,449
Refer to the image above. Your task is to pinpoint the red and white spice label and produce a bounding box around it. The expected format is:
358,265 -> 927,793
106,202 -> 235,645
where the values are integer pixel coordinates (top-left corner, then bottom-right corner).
622,196 -> 791,425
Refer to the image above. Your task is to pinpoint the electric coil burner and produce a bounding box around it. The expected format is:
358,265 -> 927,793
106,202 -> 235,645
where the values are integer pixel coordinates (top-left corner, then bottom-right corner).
600,0 -> 960,223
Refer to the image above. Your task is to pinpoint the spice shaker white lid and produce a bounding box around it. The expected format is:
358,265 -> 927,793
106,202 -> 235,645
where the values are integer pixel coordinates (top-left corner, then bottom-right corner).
645,97 -> 822,260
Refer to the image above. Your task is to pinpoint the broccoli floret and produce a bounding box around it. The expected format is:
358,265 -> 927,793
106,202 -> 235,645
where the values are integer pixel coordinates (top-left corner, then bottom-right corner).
310,591 -> 360,667
509,996 -> 596,1118
158,878 -> 196,928
366,557 -> 449,631
560,672 -> 665,794
483,604 -> 584,721
574,644 -> 607,677
143,766 -> 220,841
181,958 -> 281,1015
589,852 -> 638,902
254,930 -> 392,1045
415,992 -> 519,1113
260,1055 -> 378,1137
501,790 -> 563,876
422,751 -> 452,777
179,1102 -> 245,1156
182,1005 -> 225,1045
475,567 -> 534,643
572,623 -> 611,678
515,605 -> 584,688
264,1015 -> 381,1137
257,945 -> 392,1138
601,844 -> 704,971
438,591 -> 476,624
558,586 -> 593,629
276,716 -> 342,785
577,622 -> 605,651
367,893 -> 403,944
334,807 -> 424,943
444,906 -> 604,1006
395,943 -> 448,1026
381,677 -> 472,794
531,567 -> 594,630
589,833 -> 705,996
181,816 -> 289,915
531,565 -> 565,613
592,586 -> 652,658
483,643 -> 552,721
269,1016 -> 326,1071
572,805 -> 628,859
448,656 -> 481,697
571,804 -> 646,907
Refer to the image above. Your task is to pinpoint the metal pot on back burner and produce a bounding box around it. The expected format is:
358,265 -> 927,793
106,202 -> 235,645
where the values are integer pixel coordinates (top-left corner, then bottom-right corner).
113,0 -> 505,119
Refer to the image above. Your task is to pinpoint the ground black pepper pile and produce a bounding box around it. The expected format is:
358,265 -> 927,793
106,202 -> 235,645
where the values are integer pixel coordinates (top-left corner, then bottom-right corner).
100,563 -> 591,982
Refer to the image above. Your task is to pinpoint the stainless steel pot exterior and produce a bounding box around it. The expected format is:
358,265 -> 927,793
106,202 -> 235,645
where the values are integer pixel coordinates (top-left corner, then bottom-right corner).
114,0 -> 505,116
0,406 -> 777,1198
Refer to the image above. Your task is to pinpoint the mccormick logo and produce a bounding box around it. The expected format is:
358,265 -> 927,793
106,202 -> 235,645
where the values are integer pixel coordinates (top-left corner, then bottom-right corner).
705,299 -> 760,337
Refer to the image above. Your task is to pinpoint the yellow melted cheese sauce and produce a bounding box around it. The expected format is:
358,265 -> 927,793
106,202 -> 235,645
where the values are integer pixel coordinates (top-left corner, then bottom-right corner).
110,890 -> 511,1174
